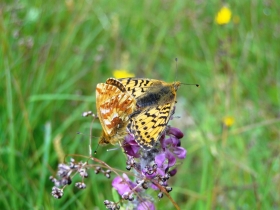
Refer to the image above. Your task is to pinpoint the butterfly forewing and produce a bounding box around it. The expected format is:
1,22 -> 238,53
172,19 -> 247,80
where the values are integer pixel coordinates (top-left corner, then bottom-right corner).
119,78 -> 180,107
119,78 -> 166,98
128,102 -> 175,150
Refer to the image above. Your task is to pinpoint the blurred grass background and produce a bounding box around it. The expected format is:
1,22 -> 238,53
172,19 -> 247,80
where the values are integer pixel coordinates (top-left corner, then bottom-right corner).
1,0 -> 279,209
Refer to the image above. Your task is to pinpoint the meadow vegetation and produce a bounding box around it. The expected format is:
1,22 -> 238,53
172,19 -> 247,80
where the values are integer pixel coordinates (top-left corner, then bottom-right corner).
1,0 -> 279,209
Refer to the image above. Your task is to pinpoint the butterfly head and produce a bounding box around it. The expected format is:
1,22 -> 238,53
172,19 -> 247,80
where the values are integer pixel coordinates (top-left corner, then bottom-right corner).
172,81 -> 181,91
99,132 -> 111,145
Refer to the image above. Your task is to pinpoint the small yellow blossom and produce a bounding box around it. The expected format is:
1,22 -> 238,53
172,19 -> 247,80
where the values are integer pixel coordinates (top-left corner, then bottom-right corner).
113,70 -> 135,78
215,6 -> 232,25
223,116 -> 235,127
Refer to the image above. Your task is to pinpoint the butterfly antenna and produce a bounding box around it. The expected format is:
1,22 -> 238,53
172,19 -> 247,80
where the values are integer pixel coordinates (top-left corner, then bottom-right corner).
94,144 -> 100,155
80,111 -> 101,156
181,83 -> 200,87
174,58 -> 199,87
77,131 -> 99,138
82,111 -> 98,157
175,58 -> 178,81
76,130 -> 99,156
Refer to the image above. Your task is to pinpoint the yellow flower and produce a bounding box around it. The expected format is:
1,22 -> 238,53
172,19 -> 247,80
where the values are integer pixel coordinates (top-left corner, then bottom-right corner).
113,70 -> 135,78
215,6 -> 232,25
223,116 -> 235,127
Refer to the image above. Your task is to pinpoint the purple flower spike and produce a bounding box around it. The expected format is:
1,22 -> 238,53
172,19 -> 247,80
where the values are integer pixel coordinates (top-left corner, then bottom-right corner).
95,112 -> 188,209
111,125 -> 187,208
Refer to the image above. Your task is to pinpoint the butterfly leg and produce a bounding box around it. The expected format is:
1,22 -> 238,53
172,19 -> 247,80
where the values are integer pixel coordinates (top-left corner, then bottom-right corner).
82,111 -> 99,157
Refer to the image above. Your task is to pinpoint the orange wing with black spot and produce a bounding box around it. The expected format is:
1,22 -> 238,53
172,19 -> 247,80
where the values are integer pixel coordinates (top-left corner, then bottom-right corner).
96,81 -> 136,145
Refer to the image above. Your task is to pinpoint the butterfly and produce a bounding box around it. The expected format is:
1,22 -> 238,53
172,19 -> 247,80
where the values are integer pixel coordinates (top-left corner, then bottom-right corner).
116,78 -> 182,150
96,79 -> 137,145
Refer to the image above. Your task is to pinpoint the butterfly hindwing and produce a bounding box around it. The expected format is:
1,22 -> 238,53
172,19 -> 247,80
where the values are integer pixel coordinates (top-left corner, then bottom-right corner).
96,82 -> 136,145
128,102 -> 176,150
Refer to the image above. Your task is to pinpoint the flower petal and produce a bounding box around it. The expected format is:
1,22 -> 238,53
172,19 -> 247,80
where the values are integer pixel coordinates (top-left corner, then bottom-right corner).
170,136 -> 180,147
163,136 -> 180,148
173,147 -> 187,159
169,169 -> 177,176
155,153 -> 165,166
165,150 -> 176,167
113,70 -> 135,78
123,135 -> 140,158
168,127 -> 184,139
112,176 -> 130,195
137,200 -> 155,210
112,173 -> 135,195
215,6 -> 232,25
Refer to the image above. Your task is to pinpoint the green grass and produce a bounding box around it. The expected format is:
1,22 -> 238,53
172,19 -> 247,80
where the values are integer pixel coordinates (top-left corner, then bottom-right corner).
1,0 -> 279,209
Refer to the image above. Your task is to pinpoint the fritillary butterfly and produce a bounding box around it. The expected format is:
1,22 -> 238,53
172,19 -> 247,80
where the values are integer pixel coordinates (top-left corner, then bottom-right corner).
96,79 -> 136,145
118,78 -> 182,150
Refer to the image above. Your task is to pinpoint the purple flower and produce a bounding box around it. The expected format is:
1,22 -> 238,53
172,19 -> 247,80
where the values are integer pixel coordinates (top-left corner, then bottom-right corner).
123,134 -> 140,158
154,153 -> 169,174
167,127 -> 184,139
163,136 -> 180,148
155,153 -> 165,167
169,168 -> 177,176
161,128 -> 187,161
112,173 -> 136,196
113,126 -> 187,209
173,146 -> 187,159
165,150 -> 176,167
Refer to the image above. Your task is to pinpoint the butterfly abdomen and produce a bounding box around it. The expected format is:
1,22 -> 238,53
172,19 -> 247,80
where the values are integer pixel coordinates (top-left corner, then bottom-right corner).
105,78 -> 127,92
